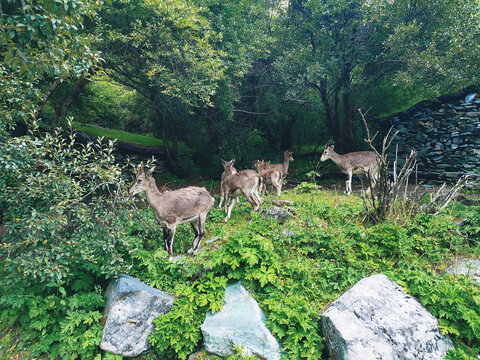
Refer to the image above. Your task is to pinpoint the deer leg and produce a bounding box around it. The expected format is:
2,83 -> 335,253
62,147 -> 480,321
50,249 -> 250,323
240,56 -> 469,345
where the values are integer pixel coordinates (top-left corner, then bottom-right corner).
276,180 -> 282,196
224,190 -> 230,213
217,187 -> 224,209
193,213 -> 207,251
346,170 -> 353,195
190,218 -> 200,252
162,226 -> 170,252
247,190 -> 260,212
225,196 -> 236,223
166,225 -> 176,259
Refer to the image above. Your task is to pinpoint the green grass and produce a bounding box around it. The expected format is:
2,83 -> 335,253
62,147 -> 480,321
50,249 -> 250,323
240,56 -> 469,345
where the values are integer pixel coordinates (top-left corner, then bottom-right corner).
73,121 -> 164,147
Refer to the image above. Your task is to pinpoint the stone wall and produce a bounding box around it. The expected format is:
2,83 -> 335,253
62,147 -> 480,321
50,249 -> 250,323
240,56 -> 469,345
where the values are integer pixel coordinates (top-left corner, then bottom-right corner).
380,89 -> 480,181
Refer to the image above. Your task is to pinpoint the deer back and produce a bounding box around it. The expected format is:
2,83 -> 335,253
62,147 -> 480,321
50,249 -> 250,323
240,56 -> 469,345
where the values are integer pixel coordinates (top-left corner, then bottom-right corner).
336,151 -> 378,174
222,169 -> 260,191
149,186 -> 214,224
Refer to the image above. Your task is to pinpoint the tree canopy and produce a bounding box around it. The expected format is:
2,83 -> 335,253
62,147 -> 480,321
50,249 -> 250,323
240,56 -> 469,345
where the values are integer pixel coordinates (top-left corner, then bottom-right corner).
1,0 -> 479,163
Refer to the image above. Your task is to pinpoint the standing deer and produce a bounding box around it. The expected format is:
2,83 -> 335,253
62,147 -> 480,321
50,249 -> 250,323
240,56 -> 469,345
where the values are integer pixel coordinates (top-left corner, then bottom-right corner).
129,166 -> 214,258
220,159 -> 262,222
217,159 -> 239,209
320,144 -> 379,195
254,160 -> 282,196
265,150 -> 294,180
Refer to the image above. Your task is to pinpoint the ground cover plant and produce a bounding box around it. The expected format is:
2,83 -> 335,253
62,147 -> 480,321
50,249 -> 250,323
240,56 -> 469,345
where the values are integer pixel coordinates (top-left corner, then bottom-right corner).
1,122 -> 479,359
129,187 -> 480,359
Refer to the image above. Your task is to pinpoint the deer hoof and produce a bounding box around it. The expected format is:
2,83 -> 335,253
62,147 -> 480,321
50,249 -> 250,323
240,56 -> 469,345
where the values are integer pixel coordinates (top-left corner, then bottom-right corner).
224,217 -> 229,223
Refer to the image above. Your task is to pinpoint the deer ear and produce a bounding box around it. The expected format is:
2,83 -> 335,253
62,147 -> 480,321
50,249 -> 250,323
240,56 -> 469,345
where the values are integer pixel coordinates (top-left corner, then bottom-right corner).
221,159 -> 226,165
230,159 -> 235,166
148,166 -> 156,175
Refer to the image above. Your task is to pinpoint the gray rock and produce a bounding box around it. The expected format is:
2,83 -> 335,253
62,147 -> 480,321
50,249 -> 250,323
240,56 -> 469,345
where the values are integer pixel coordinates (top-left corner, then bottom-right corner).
261,205 -> 294,223
201,281 -> 281,360
100,274 -> 174,357
320,274 -> 453,360
446,258 -> 480,283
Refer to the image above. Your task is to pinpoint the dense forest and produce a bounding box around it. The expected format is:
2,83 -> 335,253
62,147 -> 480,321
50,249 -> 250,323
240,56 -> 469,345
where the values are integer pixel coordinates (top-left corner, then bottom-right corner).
1,0 -> 480,359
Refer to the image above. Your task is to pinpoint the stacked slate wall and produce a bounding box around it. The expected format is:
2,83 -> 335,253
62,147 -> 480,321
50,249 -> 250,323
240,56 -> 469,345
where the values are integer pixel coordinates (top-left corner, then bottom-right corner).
380,92 -> 480,181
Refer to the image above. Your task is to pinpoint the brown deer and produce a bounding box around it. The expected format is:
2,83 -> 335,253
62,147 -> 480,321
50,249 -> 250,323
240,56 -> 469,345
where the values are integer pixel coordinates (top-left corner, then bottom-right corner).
220,159 -> 262,222
129,166 -> 214,258
217,159 -> 239,209
320,144 -> 379,196
265,150 -> 294,180
254,160 -> 282,196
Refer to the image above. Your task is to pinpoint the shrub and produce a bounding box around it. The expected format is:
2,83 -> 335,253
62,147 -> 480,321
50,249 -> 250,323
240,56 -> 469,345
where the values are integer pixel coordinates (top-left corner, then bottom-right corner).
0,121 -> 138,358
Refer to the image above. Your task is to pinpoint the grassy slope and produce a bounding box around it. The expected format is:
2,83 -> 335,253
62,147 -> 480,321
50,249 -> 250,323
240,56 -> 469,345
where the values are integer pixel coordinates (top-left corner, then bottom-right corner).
73,122 -> 164,147
133,186 -> 480,359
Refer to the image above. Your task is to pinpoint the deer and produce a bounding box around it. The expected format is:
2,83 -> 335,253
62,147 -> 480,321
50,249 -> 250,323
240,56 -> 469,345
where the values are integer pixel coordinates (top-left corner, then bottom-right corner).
320,144 -> 379,196
254,160 -> 282,197
129,166 -> 214,259
265,150 -> 294,180
220,159 -> 262,222
217,159 -> 239,209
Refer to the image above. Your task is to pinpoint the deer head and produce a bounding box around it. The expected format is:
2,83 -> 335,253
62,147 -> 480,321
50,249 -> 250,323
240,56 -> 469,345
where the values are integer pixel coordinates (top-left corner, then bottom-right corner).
222,159 -> 235,176
129,166 -> 156,196
285,150 -> 294,162
320,144 -> 334,162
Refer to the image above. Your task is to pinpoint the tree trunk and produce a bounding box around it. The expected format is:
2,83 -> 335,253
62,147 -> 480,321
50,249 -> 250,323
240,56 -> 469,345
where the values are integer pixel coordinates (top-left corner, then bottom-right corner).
320,76 -> 341,146
151,98 -> 175,169
53,78 -> 88,126
280,115 -> 296,150
341,64 -> 355,152
205,108 -> 223,157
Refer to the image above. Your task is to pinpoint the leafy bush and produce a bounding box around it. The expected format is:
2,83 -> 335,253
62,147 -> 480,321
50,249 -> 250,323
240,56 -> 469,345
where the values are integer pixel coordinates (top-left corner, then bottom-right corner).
0,122 -> 139,358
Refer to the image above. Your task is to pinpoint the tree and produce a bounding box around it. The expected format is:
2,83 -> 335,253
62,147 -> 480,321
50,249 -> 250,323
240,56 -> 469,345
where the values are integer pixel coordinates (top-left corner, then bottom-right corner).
273,0 -> 480,152
97,0 -> 225,167
0,0 -> 102,132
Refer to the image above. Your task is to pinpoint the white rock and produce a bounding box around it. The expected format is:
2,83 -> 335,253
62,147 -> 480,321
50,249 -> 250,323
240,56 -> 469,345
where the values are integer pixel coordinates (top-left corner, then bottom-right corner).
320,274 -> 453,360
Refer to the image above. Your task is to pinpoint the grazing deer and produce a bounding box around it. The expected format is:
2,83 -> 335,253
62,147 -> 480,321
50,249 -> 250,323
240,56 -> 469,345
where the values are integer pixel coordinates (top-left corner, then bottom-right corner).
221,159 -> 262,222
265,150 -> 294,180
320,144 -> 379,196
129,166 -> 214,258
217,159 -> 239,209
254,160 -> 282,196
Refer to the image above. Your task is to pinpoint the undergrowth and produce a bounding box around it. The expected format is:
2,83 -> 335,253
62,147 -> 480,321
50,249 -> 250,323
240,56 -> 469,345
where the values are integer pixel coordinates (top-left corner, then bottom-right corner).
1,132 -> 479,360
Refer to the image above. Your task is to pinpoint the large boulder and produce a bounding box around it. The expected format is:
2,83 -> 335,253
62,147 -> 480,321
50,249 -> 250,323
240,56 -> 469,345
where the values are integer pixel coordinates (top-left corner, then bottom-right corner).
320,274 -> 453,360
446,258 -> 480,283
100,274 -> 174,357
200,281 -> 282,360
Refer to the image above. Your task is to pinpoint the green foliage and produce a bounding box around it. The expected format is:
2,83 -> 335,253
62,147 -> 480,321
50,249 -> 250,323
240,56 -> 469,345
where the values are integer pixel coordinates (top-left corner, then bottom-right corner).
149,273 -> 227,360
0,122 -> 142,358
0,0 -> 102,131
99,0 -> 224,107
295,181 -> 322,194
67,78 -> 149,130
396,270 -> 480,353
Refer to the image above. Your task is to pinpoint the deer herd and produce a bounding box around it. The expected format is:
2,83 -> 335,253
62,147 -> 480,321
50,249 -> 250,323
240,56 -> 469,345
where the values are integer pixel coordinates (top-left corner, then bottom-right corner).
129,147 -> 379,258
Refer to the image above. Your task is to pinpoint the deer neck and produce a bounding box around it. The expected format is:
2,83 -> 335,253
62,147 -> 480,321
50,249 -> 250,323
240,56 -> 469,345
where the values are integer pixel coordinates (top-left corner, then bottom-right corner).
283,157 -> 290,173
144,178 -> 163,205
329,151 -> 344,167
